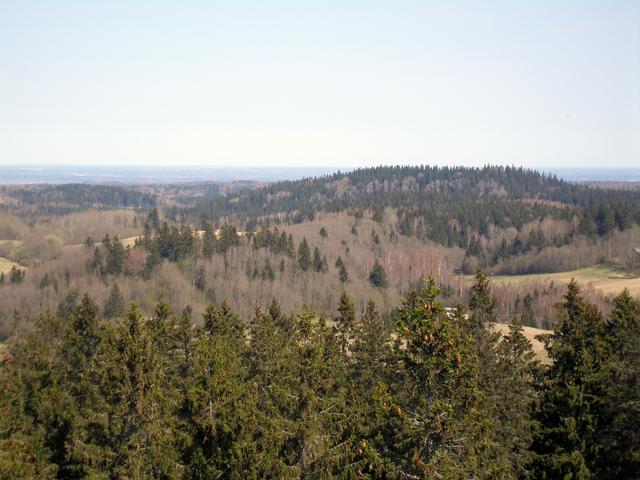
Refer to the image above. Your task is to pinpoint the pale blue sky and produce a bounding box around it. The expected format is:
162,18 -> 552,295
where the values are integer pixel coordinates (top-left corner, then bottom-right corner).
1,1 -> 638,167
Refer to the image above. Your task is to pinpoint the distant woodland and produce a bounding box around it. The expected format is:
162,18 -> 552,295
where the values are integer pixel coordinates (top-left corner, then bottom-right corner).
1,166 -> 639,336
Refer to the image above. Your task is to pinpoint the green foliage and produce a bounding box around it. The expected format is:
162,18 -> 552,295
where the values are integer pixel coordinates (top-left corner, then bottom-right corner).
1,280 -> 637,478
103,283 -> 125,319
9,265 -> 25,284
532,281 -> 604,478
338,262 -> 349,283
335,291 -> 355,354
368,259 -> 388,288
297,237 -> 311,272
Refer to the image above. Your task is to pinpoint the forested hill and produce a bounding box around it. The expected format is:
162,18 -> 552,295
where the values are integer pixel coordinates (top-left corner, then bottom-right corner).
192,165 -> 640,223
3,184 -> 157,214
186,166 -> 640,274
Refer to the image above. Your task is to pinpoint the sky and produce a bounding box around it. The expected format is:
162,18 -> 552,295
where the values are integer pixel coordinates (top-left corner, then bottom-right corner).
1,1 -> 639,168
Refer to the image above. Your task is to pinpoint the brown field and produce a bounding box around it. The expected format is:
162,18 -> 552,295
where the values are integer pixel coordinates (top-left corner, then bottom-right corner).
0,256 -> 21,275
493,323 -> 551,365
467,265 -> 640,297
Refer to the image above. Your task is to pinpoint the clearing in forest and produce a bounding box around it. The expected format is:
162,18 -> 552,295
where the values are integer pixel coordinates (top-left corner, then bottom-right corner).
475,265 -> 640,297
0,256 -> 21,275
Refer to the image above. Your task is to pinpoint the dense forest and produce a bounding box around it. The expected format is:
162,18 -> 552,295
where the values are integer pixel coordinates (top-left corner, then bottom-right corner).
2,273 -> 639,478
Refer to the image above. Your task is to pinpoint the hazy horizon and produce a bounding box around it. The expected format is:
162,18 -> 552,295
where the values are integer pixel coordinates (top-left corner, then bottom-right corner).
1,164 -> 639,185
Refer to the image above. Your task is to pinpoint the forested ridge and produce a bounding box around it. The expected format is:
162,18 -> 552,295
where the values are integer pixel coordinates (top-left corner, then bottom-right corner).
2,273 -> 639,479
184,165 -> 640,274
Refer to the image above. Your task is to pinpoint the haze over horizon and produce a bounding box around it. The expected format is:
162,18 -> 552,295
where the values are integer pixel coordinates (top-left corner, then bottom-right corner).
1,1 -> 639,168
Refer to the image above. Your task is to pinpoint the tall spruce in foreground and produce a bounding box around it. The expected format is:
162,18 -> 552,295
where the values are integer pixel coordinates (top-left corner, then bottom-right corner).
466,269 -> 537,478
588,289 -> 640,478
185,302 -> 256,478
532,280 -> 606,479
494,315 -> 539,477
0,312 -> 63,479
382,278 -> 486,478
100,303 -> 180,479
247,300 -> 301,476
290,308 -> 351,477
57,294 -> 106,478
346,299 -> 394,477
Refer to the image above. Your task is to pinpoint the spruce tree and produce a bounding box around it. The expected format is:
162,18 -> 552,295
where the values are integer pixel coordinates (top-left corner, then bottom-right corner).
297,238 -> 311,271
494,315 -> 539,477
338,262 -> 350,283
104,283 -> 125,319
100,303 -> 180,478
0,312 -> 63,478
368,259 -> 388,288
247,302 -> 300,476
589,289 -> 640,478
381,279 -> 486,478
532,280 -> 605,479
201,222 -> 216,258
335,291 -> 355,355
185,301 -> 255,478
466,269 -> 533,477
57,288 -> 80,319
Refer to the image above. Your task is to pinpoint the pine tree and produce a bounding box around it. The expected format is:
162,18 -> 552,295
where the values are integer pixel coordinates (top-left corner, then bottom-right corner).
338,263 -> 350,283
280,308 -> 351,477
195,265 -> 206,291
104,236 -> 125,275
89,246 -> 103,275
185,301 -> 255,477
466,269 -> 534,477
368,259 -> 388,288
297,237 -> 311,271
335,291 -> 355,355
56,294 -> 107,478
522,292 -> 535,327
494,315 -> 539,477
100,303 -> 180,478
0,311 -> 63,478
312,246 -> 324,272
247,302 -> 300,476
532,280 -> 605,479
381,279 -> 486,478
57,288 -> 80,319
588,289 -> 640,478
147,207 -> 161,231
202,222 -> 216,258
104,283 -> 125,319
345,299 -> 393,475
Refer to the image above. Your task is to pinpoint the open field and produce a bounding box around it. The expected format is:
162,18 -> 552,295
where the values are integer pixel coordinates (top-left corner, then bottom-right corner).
493,323 -> 551,365
0,239 -> 22,249
0,256 -> 21,274
466,265 -> 640,297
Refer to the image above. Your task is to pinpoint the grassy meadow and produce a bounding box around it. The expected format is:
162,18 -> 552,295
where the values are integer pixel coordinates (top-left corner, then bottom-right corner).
467,264 -> 640,297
